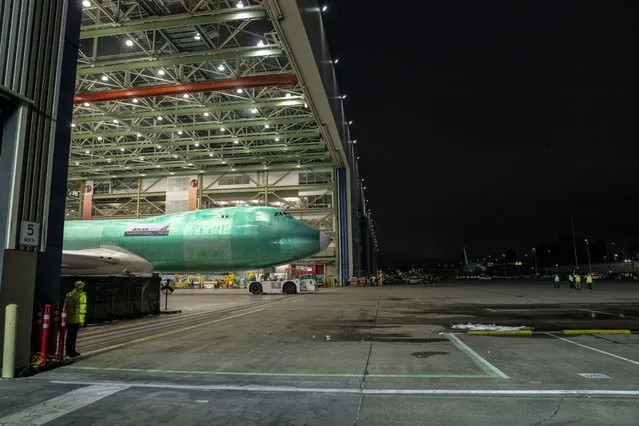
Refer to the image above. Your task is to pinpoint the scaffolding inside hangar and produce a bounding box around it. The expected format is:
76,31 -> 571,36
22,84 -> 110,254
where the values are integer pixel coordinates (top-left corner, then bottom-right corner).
67,0 -> 377,279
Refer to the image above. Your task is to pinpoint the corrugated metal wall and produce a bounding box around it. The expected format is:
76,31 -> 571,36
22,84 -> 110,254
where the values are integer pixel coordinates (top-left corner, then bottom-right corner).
0,0 -> 67,251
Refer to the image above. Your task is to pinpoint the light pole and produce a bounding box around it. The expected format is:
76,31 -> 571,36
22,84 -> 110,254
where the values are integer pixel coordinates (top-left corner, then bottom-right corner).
502,253 -> 507,278
532,248 -> 538,277
584,238 -> 592,274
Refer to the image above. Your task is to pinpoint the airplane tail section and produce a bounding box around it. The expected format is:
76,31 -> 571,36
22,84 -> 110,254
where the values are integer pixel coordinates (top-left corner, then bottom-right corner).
463,246 -> 469,265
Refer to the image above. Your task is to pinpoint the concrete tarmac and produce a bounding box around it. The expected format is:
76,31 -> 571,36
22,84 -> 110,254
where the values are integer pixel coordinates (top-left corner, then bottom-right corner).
1,281 -> 639,425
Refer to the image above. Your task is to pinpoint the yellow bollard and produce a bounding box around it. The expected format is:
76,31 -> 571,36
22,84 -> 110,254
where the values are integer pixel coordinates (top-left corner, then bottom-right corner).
2,304 -> 18,379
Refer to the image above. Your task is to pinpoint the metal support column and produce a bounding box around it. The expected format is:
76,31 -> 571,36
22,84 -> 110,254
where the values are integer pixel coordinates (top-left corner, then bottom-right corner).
136,177 -> 141,218
1,0 -> 81,369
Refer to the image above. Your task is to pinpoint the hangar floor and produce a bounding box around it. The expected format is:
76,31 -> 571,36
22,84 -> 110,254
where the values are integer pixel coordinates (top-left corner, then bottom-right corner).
2,281 -> 639,425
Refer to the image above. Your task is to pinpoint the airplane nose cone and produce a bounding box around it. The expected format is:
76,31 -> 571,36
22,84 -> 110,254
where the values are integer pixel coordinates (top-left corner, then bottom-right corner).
319,232 -> 330,251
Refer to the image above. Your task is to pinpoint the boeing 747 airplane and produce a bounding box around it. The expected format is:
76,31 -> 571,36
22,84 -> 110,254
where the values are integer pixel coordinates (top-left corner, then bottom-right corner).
61,206 -> 330,275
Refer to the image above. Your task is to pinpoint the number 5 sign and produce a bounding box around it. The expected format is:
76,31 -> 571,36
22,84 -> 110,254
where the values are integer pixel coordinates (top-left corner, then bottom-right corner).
19,221 -> 40,247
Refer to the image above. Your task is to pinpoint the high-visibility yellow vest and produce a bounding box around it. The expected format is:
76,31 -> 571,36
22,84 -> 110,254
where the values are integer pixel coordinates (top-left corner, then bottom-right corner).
65,289 -> 87,324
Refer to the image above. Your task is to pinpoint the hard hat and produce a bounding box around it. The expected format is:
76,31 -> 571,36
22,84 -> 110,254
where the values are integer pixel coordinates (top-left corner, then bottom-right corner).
74,281 -> 86,289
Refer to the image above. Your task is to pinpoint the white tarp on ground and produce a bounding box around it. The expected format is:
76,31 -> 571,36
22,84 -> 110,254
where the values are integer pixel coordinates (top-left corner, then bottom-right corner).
451,323 -> 532,331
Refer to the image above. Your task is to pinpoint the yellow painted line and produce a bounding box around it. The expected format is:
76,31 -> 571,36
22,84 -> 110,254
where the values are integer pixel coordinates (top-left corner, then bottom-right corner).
468,330 -> 532,336
563,329 -> 631,335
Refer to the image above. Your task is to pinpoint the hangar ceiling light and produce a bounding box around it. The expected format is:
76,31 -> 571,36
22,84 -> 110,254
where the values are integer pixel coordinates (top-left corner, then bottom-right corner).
70,1 -> 340,181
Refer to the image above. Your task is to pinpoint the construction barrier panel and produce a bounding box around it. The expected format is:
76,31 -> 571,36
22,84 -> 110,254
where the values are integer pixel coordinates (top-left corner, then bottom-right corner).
59,275 -> 161,324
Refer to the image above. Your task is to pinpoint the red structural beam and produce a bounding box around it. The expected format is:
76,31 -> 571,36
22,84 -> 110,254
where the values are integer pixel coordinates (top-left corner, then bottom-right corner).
74,74 -> 298,104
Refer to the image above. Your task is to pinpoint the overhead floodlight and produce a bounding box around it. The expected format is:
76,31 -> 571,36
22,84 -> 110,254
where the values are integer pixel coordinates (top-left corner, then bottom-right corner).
125,39 -> 134,47
85,150 -> 90,154
217,64 -> 225,71
265,124 -> 270,128
257,40 -> 265,47
236,1 -> 244,8
112,119 -> 118,124
348,120 -> 353,125
83,102 -> 90,107
234,140 -> 239,144
75,161 -> 80,165
231,168 -> 236,171
139,156 -> 144,160
157,145 -> 162,149
236,88 -> 243,94
285,93 -> 292,98
296,164 -> 301,168
182,93 -> 189,99
157,116 -> 163,120
132,98 -> 139,103
203,112 -> 210,117
250,108 -> 258,113
275,137 -> 280,141
209,153 -> 214,157
322,5 -> 327,12
97,136 -> 103,141
334,58 -> 339,64
177,130 -> 183,135
194,34 -> 201,40
194,143 -> 199,147
82,0 -> 91,7
342,94 -> 347,99
353,139 -> 357,144
136,133 -> 142,137
71,123 -> 76,127
100,75 -> 108,81
221,160 -> 226,164
220,127 -> 226,132
357,156 -> 360,159
120,148 -> 125,151
157,69 -> 165,76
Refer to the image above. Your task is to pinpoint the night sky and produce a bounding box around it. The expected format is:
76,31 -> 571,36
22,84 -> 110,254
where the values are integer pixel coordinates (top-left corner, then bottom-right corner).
322,1 -> 639,267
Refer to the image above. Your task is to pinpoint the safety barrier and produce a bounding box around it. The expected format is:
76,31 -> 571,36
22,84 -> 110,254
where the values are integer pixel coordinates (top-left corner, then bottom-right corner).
38,305 -> 51,364
57,305 -> 67,359
30,304 -> 70,370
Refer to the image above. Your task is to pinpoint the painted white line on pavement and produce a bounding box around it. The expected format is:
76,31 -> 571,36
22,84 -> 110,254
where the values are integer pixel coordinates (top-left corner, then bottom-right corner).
82,308 -> 265,356
0,385 -> 128,425
547,333 -> 639,366
445,333 -> 510,379
48,380 -> 639,397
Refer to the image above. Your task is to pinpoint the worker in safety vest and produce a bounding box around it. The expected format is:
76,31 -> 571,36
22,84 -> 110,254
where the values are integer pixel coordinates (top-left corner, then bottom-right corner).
586,274 -> 593,290
554,274 -> 560,288
568,273 -> 574,289
65,281 -> 87,357
575,274 -> 581,290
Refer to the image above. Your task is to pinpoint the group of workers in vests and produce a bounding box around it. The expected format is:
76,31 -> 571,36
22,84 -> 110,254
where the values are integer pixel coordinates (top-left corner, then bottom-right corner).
554,272 -> 593,289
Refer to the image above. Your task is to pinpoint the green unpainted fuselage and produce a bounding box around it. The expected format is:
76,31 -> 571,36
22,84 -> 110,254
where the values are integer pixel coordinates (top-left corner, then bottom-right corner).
63,206 -> 325,272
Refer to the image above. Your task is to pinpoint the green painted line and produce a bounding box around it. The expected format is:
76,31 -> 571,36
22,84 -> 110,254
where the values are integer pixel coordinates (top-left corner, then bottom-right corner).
445,333 -> 510,379
563,329 -> 631,335
62,366 -> 489,379
366,374 -> 491,379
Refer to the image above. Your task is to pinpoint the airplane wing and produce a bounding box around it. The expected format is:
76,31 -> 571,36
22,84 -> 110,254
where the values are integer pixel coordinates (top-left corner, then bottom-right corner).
61,246 -> 154,275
